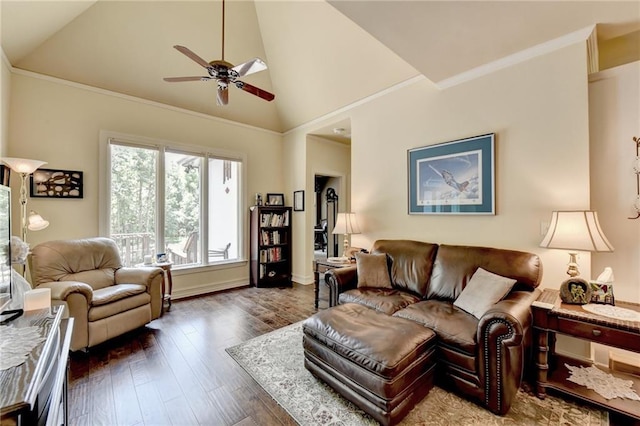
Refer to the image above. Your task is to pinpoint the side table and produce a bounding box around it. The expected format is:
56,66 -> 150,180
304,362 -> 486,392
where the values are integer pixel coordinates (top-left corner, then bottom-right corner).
313,258 -> 355,309
153,262 -> 173,312
137,262 -> 173,313
532,288 -> 640,421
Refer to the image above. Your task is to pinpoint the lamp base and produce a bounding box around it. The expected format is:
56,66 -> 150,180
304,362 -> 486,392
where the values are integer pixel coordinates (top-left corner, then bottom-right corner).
566,252 -> 580,277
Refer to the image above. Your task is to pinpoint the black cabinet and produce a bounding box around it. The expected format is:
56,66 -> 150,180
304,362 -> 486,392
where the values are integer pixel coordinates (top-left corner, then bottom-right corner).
250,206 -> 292,287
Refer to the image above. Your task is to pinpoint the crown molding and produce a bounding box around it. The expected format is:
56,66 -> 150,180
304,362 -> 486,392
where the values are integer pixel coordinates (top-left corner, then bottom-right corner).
436,25 -> 596,89
283,74 -> 427,136
9,67 -> 281,136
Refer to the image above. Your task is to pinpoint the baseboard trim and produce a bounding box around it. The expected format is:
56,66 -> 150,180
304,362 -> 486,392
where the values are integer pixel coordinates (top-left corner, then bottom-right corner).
292,273 -> 314,285
172,278 -> 249,300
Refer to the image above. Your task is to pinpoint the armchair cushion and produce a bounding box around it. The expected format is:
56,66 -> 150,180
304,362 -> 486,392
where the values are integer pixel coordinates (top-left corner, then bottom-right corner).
92,284 -> 147,306
355,252 -> 392,289
453,268 -> 516,319
29,237 -> 122,289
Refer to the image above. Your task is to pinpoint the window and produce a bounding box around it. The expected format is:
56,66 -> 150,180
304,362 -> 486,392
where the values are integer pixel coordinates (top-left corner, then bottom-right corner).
104,135 -> 243,268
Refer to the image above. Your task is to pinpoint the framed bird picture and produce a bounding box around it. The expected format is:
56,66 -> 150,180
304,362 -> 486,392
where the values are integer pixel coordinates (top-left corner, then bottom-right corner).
408,133 -> 495,215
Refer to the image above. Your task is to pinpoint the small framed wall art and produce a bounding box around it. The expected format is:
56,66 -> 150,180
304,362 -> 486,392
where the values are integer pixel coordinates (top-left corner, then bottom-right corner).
266,193 -> 284,206
408,133 -> 495,215
293,190 -> 304,211
30,168 -> 84,198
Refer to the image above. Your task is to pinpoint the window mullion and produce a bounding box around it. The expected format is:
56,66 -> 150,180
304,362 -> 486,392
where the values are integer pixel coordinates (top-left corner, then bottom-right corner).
201,156 -> 209,265
157,145 -> 166,257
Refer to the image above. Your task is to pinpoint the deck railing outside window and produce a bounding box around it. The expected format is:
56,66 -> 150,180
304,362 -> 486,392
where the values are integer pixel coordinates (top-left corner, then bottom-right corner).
111,232 -> 154,267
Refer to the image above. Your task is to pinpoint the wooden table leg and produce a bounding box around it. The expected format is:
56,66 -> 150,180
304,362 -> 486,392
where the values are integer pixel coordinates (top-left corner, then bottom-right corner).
314,269 -> 320,309
535,328 -> 550,398
165,267 -> 173,311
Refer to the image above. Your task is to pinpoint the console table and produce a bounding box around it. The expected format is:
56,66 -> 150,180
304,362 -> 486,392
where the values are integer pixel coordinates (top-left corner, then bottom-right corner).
0,307 -> 74,425
532,289 -> 640,420
313,259 -> 354,309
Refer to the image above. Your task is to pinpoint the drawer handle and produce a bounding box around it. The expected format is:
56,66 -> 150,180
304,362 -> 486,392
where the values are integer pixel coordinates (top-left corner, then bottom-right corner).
592,329 -> 602,337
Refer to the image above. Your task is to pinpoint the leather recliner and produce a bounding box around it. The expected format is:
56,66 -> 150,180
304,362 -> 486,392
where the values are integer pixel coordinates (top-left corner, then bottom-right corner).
29,237 -> 163,351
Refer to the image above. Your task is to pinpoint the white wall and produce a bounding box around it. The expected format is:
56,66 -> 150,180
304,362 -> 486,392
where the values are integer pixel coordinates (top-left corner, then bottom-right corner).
0,55 -> 10,156
283,128 -> 307,284
8,71 -> 283,297
349,43 -> 591,288
285,130 -> 351,284
589,61 -> 640,304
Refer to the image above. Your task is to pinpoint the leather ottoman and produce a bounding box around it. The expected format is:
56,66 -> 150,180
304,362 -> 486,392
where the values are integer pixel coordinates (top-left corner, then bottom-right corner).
303,303 -> 437,426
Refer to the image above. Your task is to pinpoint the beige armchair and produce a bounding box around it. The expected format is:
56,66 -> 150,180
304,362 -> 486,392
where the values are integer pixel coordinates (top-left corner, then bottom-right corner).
29,237 -> 163,351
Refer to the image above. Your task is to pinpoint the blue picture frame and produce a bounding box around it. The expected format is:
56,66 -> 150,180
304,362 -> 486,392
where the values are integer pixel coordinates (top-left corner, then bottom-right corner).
408,133 -> 495,215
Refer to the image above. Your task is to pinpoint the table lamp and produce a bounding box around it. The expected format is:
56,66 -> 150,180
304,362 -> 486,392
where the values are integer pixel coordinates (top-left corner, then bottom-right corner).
539,210 -> 614,277
330,212 -> 361,263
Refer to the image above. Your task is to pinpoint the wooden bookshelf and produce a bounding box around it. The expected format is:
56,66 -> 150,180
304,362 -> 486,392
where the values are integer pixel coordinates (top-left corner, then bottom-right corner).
250,206 -> 292,287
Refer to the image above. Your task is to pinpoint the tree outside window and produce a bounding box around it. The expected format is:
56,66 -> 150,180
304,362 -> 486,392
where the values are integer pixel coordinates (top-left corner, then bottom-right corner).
108,140 -> 241,267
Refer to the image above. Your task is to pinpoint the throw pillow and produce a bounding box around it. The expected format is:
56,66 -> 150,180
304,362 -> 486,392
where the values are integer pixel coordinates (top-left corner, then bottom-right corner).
355,252 -> 393,289
453,268 -> 516,319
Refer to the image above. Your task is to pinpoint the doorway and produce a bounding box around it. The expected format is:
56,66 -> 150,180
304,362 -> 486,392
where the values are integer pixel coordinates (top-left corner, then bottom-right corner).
314,174 -> 342,259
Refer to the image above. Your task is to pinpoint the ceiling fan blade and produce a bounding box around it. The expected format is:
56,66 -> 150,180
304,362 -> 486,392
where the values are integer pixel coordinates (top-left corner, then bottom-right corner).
217,86 -> 229,106
234,81 -> 275,102
231,58 -> 267,78
164,76 -> 212,82
173,45 -> 212,69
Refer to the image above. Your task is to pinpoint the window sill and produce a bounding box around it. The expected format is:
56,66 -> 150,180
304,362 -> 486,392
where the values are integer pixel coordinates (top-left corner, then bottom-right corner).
170,259 -> 248,275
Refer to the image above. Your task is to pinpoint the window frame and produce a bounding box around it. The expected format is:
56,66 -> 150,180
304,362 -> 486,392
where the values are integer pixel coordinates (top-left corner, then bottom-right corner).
99,130 -> 247,271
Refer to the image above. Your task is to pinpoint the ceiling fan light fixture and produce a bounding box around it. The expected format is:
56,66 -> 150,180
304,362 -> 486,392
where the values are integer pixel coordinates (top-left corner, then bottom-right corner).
162,0 -> 275,105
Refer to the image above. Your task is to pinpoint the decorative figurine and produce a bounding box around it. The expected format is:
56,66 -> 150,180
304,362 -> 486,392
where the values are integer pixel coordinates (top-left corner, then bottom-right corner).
256,193 -> 263,206
559,277 -> 591,304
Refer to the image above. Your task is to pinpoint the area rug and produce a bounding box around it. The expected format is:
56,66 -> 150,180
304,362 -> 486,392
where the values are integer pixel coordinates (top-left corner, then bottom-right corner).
226,322 -> 608,426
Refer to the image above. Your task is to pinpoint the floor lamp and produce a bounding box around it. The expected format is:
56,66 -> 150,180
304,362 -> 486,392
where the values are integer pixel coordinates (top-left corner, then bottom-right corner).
1,157 -> 48,242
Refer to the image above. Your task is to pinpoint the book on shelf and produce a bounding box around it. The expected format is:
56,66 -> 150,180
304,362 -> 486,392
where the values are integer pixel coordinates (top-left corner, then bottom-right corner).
259,247 -> 282,263
260,229 -> 282,245
259,211 -> 290,228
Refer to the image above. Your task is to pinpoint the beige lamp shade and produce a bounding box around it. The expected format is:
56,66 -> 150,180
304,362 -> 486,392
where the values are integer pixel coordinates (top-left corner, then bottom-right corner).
540,211 -> 614,252
1,157 -> 47,174
332,213 -> 361,235
28,210 -> 49,231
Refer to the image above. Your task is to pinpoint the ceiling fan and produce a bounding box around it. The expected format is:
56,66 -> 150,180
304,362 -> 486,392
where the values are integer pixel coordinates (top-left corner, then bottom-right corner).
163,0 -> 275,106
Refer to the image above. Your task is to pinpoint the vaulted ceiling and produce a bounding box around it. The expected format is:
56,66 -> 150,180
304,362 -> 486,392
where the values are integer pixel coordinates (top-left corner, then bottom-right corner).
2,1 -> 639,135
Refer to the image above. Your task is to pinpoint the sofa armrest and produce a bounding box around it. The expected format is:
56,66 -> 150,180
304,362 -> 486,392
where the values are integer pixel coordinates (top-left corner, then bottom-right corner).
325,266 -> 358,306
116,267 -> 164,319
37,280 -> 93,303
476,288 -> 541,415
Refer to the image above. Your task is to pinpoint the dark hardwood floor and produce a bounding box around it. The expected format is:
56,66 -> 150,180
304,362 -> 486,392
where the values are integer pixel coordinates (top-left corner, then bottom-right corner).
68,282 -> 330,426
67,280 -> 633,426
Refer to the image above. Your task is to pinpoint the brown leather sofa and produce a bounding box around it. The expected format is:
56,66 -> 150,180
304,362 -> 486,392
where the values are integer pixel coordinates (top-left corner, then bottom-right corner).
306,239 -> 542,421
29,237 -> 164,351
